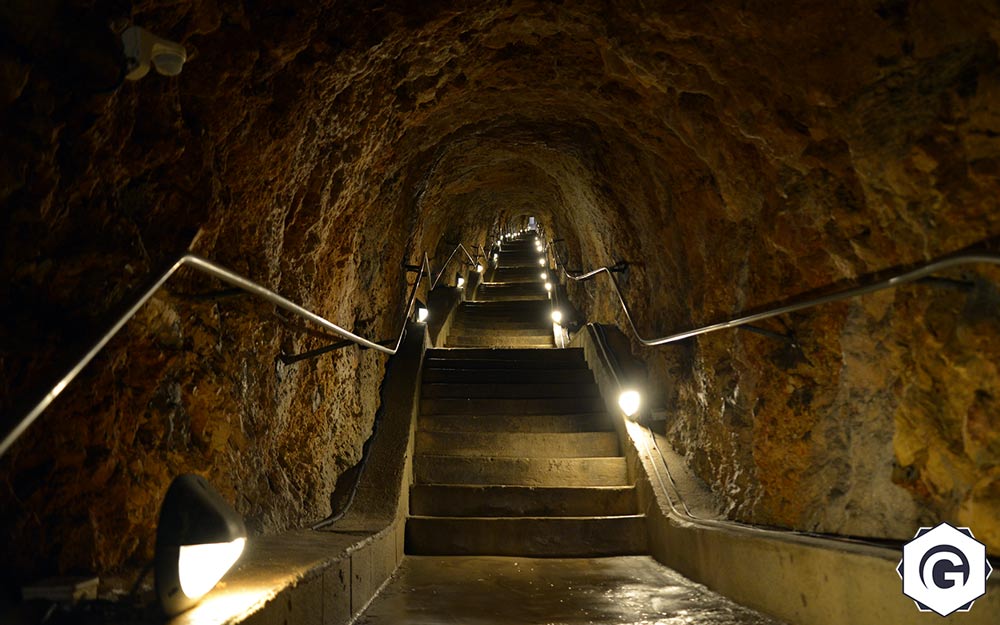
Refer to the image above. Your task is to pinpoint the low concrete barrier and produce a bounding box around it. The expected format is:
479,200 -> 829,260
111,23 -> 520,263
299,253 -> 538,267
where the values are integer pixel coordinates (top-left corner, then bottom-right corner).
172,323 -> 427,625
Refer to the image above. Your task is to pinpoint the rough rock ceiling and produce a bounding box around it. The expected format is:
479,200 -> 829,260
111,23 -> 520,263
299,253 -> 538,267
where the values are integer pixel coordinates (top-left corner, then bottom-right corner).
1,0 -> 998,578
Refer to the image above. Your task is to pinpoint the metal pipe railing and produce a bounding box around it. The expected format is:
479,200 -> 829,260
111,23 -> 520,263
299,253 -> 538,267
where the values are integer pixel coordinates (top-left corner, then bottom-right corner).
1,243 -> 480,458
548,241 -> 1000,347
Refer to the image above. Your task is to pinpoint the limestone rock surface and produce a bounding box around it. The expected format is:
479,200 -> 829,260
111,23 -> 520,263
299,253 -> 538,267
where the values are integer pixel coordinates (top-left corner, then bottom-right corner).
1,0 -> 998,582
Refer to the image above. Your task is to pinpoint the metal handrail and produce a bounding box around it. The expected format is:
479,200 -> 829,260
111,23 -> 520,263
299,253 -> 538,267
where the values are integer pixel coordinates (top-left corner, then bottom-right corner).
429,244 -> 477,290
1,243 -> 478,458
549,242 -> 1000,346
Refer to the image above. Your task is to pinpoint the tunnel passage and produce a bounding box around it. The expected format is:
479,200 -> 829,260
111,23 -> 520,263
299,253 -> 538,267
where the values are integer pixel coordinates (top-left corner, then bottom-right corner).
1,0 -> 999,587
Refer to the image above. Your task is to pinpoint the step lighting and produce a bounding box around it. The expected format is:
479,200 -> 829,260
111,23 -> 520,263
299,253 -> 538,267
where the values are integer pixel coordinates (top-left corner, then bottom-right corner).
538,258 -> 546,266
456,276 -> 465,288
155,474 -> 247,616
618,390 -> 641,419
476,264 -> 484,273
493,253 -> 499,262
544,282 -> 552,291
417,306 -> 429,323
540,272 -> 547,280
551,310 -> 563,324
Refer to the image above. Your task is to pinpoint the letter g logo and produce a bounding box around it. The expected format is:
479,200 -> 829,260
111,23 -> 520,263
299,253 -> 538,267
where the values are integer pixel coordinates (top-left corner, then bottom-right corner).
918,545 -> 970,589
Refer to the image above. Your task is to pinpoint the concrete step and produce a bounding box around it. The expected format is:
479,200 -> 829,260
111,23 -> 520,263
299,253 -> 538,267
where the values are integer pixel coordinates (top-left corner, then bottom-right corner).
460,300 -> 550,311
406,515 -> 647,557
414,455 -> 629,486
415,431 -> 620,458
422,368 -> 594,384
425,358 -> 586,371
447,335 -> 553,347
410,484 -> 637,517
427,348 -> 583,362
446,338 -> 553,349
418,413 -> 614,433
468,294 -> 549,302
421,382 -> 600,399
452,315 -> 548,326
450,325 -> 551,337
421,396 -> 604,415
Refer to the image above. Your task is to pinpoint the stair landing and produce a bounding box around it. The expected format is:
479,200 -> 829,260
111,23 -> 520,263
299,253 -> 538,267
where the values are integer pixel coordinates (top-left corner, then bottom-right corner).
355,556 -> 784,625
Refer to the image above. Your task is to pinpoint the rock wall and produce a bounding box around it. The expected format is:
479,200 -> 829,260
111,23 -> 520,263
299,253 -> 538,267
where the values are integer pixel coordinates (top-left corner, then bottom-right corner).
1,0 -> 998,581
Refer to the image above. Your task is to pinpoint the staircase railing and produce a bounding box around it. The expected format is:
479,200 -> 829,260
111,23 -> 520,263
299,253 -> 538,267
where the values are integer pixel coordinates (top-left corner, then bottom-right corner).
1,244 -> 479,458
544,240 -> 1000,346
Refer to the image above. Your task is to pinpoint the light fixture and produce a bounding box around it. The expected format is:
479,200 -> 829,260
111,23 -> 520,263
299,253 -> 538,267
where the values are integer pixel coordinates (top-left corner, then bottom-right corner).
457,276 -> 465,288
551,310 -> 563,324
538,258 -> 545,266
540,272 -> 547,280
544,282 -> 552,291
493,253 -> 498,262
417,306 -> 429,323
618,390 -> 641,419
155,474 -> 247,616
122,26 -> 188,80
476,263 -> 484,273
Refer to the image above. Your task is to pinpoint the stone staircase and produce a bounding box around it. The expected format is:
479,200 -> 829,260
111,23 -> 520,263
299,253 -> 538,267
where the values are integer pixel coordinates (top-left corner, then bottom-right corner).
406,233 -> 646,558
446,237 -> 555,348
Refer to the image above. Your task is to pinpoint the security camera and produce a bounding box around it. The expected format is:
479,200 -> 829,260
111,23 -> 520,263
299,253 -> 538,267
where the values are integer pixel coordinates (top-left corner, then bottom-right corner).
121,26 -> 187,80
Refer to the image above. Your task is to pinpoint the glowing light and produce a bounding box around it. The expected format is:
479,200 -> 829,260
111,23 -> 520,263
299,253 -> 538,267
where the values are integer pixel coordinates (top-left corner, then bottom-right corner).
538,258 -> 546,266
493,253 -> 499,261
178,538 -> 246,599
417,307 -> 429,322
476,264 -> 484,273
551,310 -> 563,324
618,390 -> 641,418
540,272 -> 547,280
544,282 -> 552,291
457,277 -> 465,288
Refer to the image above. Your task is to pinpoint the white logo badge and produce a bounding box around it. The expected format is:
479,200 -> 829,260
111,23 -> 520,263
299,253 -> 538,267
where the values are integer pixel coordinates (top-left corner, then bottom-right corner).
897,523 -> 993,616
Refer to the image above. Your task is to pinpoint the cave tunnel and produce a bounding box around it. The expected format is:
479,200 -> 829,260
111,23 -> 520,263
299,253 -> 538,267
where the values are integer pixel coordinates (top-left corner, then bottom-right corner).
1,1 -> 999,623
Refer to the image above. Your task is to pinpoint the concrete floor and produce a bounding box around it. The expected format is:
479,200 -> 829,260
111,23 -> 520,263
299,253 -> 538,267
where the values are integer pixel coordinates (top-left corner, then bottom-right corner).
356,556 -> 785,624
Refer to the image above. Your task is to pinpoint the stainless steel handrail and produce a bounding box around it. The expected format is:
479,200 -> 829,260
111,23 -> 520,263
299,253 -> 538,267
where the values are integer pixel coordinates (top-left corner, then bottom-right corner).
1,243 -> 478,458
429,244 -> 477,290
549,242 -> 1000,346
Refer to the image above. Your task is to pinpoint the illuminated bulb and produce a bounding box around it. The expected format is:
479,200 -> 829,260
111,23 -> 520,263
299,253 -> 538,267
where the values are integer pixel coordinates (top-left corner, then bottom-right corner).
544,282 -> 552,291
540,272 -> 547,280
457,277 -> 465,288
618,390 -> 641,418
493,253 -> 498,261
551,310 -> 563,324
476,264 -> 484,273
417,307 -> 429,323
178,538 -> 246,599
538,258 -> 545,266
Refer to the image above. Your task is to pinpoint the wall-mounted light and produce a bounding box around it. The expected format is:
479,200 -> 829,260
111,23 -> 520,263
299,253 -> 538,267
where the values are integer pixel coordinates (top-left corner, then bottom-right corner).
456,277 -> 465,289
122,26 -> 188,80
551,310 -> 563,324
493,254 -> 498,262
540,272 -> 547,280
538,258 -> 546,266
476,264 -> 484,273
618,390 -> 641,419
155,474 -> 247,616
417,307 -> 429,323
544,282 -> 552,292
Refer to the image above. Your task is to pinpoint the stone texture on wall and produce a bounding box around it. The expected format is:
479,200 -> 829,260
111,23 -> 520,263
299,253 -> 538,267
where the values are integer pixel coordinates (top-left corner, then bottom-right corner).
1,0 -> 998,581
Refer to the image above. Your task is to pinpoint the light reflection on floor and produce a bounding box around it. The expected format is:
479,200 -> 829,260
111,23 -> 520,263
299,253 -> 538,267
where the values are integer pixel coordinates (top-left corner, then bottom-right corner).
355,556 -> 785,625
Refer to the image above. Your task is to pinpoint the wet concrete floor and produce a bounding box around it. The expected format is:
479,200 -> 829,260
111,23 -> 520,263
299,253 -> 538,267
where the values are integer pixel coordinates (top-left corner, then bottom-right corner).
356,555 -> 784,624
